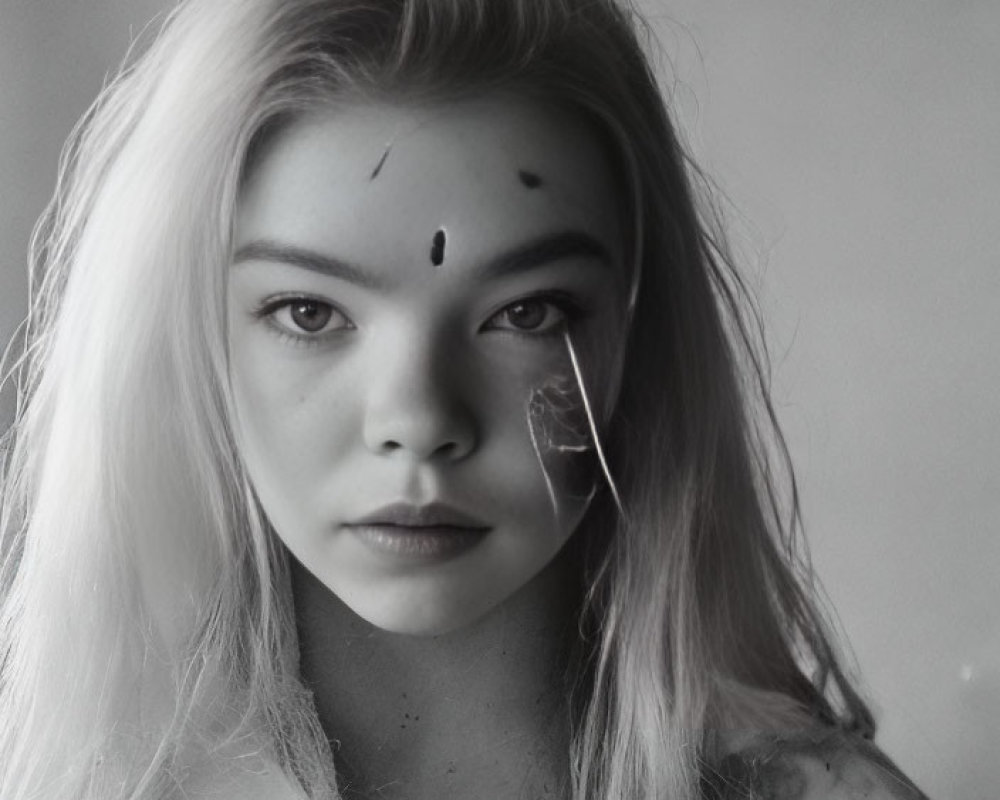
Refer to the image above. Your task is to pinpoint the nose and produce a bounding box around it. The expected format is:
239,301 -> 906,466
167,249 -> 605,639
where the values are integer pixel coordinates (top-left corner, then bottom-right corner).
361,332 -> 477,462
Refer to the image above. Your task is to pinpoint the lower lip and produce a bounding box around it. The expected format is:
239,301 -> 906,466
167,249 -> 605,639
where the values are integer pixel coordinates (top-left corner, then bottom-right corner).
347,525 -> 489,560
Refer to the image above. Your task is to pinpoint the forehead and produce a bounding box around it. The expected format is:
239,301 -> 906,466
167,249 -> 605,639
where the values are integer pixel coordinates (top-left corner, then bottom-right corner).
236,94 -> 622,268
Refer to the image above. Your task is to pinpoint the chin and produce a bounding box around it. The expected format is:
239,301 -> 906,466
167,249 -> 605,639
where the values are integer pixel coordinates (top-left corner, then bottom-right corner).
351,587 -> 504,637
359,605 -> 489,637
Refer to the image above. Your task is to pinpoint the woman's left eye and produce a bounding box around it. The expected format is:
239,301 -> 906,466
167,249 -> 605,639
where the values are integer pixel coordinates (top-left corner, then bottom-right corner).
484,296 -> 575,335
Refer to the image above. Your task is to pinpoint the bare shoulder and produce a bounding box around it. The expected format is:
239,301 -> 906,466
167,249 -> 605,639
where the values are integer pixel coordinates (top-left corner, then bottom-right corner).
704,728 -> 931,800
772,745 -> 928,800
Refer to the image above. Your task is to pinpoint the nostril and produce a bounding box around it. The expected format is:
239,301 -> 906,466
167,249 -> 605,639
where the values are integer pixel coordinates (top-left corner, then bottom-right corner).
365,395 -> 476,461
377,438 -> 462,459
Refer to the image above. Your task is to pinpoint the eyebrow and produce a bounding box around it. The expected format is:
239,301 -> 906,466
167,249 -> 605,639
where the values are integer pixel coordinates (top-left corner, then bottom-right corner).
232,230 -> 612,289
232,240 -> 390,290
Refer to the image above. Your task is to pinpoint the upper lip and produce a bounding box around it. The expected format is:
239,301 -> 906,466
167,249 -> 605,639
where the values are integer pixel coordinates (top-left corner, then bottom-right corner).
345,502 -> 491,530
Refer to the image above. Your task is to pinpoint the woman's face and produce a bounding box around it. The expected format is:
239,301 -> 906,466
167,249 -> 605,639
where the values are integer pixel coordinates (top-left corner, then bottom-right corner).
229,94 -> 624,634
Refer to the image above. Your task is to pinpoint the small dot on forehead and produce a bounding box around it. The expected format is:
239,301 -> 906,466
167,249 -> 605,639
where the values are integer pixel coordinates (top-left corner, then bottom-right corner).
518,170 -> 543,189
430,229 -> 446,267
369,145 -> 391,180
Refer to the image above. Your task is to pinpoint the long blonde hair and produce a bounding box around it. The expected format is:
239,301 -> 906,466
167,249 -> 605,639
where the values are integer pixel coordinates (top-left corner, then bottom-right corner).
1,1 -> 873,798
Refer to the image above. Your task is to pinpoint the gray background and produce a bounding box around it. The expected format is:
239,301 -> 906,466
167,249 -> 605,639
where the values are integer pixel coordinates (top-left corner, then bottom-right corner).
1,2 -> 997,797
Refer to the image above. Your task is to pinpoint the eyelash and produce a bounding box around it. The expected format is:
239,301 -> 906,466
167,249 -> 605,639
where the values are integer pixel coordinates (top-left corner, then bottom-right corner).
481,291 -> 585,338
251,293 -> 354,347
250,290 -> 586,345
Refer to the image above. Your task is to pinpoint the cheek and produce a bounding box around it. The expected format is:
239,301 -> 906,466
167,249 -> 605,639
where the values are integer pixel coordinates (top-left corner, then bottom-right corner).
229,343 -> 355,517
526,373 -> 597,504
483,347 -> 598,538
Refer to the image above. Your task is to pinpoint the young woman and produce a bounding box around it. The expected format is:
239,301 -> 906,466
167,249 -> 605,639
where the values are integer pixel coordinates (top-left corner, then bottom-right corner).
0,0 -> 930,798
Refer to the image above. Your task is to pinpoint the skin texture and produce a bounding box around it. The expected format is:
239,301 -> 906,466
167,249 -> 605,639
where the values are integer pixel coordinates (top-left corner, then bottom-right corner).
229,95 -> 624,637
290,549 -> 579,799
227,94 -> 621,797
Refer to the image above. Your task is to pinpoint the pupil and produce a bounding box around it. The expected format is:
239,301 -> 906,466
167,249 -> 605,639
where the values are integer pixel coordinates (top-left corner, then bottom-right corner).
291,301 -> 332,333
509,301 -> 546,329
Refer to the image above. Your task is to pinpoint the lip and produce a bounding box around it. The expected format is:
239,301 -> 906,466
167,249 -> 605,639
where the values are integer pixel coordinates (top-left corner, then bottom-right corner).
346,502 -> 491,530
343,502 -> 491,560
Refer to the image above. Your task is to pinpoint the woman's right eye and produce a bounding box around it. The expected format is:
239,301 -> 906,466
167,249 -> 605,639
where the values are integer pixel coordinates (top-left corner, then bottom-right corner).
259,297 -> 354,337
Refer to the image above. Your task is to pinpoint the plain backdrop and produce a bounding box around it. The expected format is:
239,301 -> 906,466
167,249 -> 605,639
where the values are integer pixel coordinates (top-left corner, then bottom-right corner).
1,2 -> 997,798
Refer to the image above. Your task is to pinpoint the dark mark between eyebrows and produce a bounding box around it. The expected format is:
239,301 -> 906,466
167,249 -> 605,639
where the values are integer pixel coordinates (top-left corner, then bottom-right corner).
518,170 -> 543,189
430,229 -> 446,266
369,145 -> 392,180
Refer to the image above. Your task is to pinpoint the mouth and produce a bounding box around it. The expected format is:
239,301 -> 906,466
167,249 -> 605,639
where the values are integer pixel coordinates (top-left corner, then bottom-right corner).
343,502 -> 491,559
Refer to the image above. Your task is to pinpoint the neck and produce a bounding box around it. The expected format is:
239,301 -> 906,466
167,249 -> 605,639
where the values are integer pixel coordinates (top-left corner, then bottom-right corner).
292,550 -> 581,800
